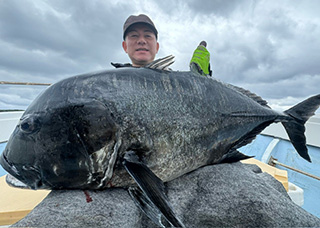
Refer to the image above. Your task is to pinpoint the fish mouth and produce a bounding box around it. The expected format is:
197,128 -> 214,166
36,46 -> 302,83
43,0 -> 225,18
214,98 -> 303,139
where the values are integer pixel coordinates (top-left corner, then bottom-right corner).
0,153 -> 42,189
6,173 -> 31,189
0,152 -> 19,178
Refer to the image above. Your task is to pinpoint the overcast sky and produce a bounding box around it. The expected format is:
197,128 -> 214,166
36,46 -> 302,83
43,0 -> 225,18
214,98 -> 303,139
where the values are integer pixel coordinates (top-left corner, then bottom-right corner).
0,0 -> 319,112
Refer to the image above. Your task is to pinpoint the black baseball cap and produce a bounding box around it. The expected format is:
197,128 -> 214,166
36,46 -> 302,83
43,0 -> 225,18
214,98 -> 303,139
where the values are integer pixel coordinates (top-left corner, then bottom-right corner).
123,14 -> 158,40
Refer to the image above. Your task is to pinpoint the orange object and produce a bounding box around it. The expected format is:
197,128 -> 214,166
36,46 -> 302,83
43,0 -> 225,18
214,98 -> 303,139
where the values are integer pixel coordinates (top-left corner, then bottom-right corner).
241,158 -> 289,191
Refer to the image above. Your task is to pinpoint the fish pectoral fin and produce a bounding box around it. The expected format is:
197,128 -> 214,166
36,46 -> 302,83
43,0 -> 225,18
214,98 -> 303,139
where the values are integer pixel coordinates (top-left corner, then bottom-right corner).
122,150 -> 185,228
128,187 -> 171,227
218,149 -> 254,164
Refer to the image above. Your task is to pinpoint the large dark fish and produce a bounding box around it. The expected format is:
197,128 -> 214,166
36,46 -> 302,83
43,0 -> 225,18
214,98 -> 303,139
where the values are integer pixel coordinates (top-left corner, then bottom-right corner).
1,66 -> 320,227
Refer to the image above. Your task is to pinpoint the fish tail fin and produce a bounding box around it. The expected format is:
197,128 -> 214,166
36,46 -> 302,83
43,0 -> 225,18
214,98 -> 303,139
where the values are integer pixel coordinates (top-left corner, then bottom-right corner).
282,94 -> 320,162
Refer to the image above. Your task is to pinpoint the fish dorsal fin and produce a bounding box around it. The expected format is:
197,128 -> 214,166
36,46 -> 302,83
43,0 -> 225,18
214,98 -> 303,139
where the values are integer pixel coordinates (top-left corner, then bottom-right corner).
145,55 -> 175,71
228,84 -> 270,108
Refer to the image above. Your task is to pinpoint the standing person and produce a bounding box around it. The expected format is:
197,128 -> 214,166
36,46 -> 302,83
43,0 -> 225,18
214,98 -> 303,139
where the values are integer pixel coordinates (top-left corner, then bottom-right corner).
122,14 -> 159,67
112,14 -> 159,68
112,14 -> 212,76
190,41 -> 212,76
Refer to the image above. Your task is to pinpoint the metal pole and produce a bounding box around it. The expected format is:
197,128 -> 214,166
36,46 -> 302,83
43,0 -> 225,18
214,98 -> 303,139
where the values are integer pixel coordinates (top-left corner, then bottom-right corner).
0,81 -> 51,86
269,156 -> 320,181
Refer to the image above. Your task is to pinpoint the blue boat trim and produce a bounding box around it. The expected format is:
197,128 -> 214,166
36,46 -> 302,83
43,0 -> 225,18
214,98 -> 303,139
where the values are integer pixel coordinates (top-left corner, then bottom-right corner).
0,142 -> 7,177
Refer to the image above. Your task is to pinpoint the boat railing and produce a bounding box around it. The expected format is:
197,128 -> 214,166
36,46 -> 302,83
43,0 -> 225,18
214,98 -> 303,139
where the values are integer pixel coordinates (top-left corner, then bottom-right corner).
0,81 -> 51,142
0,81 -> 51,86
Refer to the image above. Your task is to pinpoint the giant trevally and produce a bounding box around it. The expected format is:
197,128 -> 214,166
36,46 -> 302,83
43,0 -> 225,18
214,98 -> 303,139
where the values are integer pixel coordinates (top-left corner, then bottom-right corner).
1,60 -> 320,227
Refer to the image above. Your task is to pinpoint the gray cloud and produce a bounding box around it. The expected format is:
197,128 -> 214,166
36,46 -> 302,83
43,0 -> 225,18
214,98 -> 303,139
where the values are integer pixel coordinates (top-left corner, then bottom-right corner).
0,0 -> 130,78
186,0 -> 252,16
0,0 -> 319,112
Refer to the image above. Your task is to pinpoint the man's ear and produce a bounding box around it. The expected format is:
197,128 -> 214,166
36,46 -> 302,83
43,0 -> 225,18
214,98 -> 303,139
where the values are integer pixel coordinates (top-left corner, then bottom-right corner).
122,41 -> 128,53
156,42 -> 159,53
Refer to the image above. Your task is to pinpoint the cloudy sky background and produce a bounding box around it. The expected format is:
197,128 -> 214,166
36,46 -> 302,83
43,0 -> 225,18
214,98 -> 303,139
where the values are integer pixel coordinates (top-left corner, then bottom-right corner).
0,0 -> 319,112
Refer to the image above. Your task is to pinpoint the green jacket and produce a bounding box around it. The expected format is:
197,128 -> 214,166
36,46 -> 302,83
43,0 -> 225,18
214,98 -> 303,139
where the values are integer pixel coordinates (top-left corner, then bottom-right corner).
190,45 -> 211,76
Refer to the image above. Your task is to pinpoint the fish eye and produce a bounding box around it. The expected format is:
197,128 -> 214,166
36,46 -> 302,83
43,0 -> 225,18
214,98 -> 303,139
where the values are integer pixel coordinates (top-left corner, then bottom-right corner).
21,122 -> 31,131
19,115 -> 41,133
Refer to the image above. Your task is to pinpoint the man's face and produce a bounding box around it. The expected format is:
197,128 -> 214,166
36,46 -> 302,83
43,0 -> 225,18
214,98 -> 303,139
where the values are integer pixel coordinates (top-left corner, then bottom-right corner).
122,24 -> 159,67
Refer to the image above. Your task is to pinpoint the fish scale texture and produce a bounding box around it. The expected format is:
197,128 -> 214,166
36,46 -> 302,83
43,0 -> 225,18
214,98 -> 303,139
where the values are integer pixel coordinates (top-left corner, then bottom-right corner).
13,162 -> 320,228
